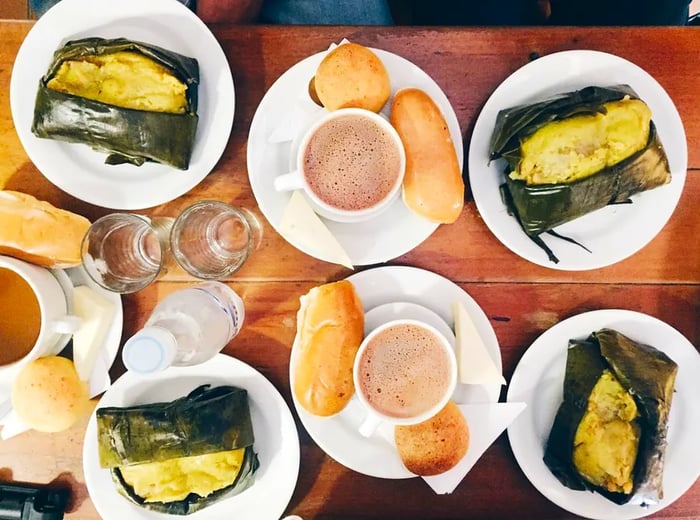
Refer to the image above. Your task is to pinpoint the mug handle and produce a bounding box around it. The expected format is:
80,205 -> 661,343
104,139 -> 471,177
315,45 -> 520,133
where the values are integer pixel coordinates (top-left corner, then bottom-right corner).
274,171 -> 305,192
358,414 -> 383,438
49,315 -> 83,334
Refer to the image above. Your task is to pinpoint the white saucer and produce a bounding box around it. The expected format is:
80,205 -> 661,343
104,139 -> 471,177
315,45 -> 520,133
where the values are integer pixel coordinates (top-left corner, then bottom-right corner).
248,44 -> 463,266
289,266 -> 501,479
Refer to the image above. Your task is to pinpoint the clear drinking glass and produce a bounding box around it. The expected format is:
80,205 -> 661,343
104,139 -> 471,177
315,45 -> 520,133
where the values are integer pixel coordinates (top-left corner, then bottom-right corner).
170,201 -> 260,280
81,214 -> 171,294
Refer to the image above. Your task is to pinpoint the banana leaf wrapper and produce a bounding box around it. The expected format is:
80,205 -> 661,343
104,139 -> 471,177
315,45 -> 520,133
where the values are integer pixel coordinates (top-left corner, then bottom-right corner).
31,37 -> 199,170
111,445 -> 259,516
97,385 -> 254,468
489,85 -> 671,263
97,384 -> 259,515
543,329 -> 678,505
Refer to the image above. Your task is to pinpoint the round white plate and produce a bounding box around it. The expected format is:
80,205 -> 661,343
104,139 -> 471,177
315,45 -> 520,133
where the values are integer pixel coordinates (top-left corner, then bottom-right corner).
83,354 -> 300,520
10,0 -> 235,210
468,50 -> 687,270
247,45 -> 463,266
289,265 -> 501,479
506,309 -> 700,520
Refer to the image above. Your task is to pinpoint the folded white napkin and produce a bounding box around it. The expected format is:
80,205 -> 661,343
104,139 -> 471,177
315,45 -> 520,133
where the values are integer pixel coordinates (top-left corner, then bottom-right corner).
267,39 -> 348,144
423,402 -> 527,494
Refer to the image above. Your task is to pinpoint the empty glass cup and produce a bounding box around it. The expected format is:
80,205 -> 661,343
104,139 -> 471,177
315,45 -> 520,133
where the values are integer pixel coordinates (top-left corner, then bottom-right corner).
170,201 -> 260,280
81,214 -> 171,294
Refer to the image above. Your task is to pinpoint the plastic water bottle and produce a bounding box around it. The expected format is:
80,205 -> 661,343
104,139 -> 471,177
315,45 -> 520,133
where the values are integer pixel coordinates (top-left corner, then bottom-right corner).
122,282 -> 244,375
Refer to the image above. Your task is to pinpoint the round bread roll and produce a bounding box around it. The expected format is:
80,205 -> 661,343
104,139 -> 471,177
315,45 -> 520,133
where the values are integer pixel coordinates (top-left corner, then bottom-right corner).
314,43 -> 391,113
11,356 -> 90,433
395,400 -> 470,476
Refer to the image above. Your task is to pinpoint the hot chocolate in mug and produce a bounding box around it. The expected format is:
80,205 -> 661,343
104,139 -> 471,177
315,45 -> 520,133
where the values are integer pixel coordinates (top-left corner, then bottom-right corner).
352,318 -> 457,437
273,107 -> 406,223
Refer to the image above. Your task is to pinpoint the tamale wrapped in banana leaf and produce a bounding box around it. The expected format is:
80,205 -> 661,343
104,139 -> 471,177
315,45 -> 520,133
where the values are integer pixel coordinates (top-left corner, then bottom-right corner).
97,385 -> 259,515
489,85 -> 671,263
544,329 -> 677,505
32,37 -> 199,170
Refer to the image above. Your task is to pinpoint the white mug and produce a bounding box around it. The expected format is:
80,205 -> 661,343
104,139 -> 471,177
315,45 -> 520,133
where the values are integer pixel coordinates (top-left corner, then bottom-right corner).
352,318 -> 457,438
273,107 -> 406,223
0,255 -> 80,377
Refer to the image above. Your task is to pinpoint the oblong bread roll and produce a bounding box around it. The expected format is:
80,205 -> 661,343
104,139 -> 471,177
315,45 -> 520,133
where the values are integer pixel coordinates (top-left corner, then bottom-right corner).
395,400 -> 470,476
0,190 -> 90,268
391,88 -> 464,223
292,280 -> 364,416
314,43 -> 391,113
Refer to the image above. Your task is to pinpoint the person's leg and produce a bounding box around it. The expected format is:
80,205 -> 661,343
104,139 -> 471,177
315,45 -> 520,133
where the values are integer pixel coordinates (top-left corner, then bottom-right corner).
259,0 -> 394,24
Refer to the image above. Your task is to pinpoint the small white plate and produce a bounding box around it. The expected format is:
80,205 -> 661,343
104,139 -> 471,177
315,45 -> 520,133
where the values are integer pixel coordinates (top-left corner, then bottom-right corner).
247,45 -> 463,266
289,265 -> 501,479
468,50 -> 687,270
506,309 -> 700,520
83,354 -> 300,520
10,0 -> 235,210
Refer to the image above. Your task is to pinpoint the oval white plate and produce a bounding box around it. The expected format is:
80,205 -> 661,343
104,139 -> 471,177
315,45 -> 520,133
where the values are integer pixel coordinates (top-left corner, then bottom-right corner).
506,309 -> 700,520
289,265 -> 501,479
468,50 -> 687,270
83,354 -> 300,520
10,0 -> 234,210
247,45 -> 463,266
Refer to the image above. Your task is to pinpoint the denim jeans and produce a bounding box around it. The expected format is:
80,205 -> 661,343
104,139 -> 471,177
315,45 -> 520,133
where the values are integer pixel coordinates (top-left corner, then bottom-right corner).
260,0 -> 393,24
29,0 -> 392,24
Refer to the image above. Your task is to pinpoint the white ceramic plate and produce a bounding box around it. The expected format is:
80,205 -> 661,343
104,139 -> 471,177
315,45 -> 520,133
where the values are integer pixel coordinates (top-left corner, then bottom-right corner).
247,45 -> 463,266
468,50 -> 687,270
506,309 -> 700,520
10,0 -> 234,210
83,354 -> 300,520
289,265 -> 501,479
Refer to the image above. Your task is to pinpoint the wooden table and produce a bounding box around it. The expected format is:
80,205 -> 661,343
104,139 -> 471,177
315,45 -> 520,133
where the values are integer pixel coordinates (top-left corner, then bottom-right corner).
0,23 -> 698,520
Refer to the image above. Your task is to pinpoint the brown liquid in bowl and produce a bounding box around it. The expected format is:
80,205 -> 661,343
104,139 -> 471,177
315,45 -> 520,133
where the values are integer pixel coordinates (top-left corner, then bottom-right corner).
0,268 -> 41,365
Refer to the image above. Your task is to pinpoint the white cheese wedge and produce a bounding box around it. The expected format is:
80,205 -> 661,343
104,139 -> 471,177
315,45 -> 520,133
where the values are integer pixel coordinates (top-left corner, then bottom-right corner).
72,285 -> 114,382
279,190 -> 353,269
453,301 -> 506,386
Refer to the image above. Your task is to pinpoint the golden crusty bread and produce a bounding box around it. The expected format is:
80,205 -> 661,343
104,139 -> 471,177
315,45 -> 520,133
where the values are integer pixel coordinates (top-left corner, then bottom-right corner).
292,280 -> 364,416
0,190 -> 90,268
390,88 -> 464,224
395,400 -> 470,476
12,356 -> 91,433
314,43 -> 391,113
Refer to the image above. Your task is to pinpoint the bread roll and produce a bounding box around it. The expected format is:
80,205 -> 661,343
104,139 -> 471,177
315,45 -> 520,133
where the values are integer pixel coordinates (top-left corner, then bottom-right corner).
292,280 -> 364,416
395,400 -> 469,476
390,88 -> 464,223
314,43 -> 391,113
12,356 -> 91,433
0,190 -> 90,268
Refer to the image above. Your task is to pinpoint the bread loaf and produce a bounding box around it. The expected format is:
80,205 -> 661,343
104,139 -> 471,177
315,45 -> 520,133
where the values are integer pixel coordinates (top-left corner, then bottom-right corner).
0,190 -> 90,268
292,280 -> 364,416
390,88 -> 464,223
395,400 -> 470,476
